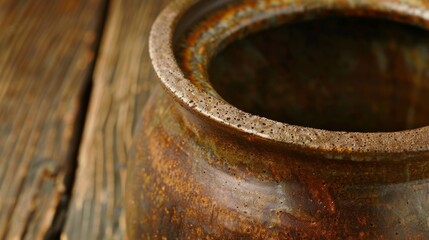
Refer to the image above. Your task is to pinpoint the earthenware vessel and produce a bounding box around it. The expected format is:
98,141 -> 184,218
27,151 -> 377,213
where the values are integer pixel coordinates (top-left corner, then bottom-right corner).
126,0 -> 429,238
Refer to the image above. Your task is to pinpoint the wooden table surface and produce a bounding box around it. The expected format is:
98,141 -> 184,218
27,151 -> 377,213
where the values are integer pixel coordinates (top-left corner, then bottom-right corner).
0,0 -> 170,239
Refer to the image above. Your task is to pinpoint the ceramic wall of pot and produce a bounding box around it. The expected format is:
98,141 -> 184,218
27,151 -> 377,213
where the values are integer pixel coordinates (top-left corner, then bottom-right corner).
126,0 -> 429,238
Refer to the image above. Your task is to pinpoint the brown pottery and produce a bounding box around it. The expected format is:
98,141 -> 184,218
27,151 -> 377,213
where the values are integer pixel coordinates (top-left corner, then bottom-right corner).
126,0 -> 429,238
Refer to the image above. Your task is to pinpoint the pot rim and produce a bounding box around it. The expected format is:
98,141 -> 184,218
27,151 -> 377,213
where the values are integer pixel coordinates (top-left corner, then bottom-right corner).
149,0 -> 429,159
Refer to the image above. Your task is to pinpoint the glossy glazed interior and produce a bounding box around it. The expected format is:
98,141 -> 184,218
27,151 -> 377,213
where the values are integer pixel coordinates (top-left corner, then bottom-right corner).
208,17 -> 429,132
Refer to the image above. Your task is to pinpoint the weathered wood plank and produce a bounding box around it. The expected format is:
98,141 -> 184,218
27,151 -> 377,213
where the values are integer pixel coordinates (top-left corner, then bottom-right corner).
62,0 -> 171,239
0,0 -> 106,239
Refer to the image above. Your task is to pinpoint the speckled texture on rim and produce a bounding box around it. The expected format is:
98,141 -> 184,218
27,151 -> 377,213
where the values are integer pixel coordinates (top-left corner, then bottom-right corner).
149,0 -> 429,159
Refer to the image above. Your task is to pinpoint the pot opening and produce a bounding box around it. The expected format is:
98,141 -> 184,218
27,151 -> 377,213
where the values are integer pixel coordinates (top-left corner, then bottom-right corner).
177,1 -> 429,133
209,17 -> 429,132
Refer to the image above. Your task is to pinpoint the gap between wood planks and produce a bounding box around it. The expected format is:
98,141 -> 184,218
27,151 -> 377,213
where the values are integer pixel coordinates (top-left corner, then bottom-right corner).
61,0 -> 170,237
0,0 -> 114,239
42,1 -> 111,239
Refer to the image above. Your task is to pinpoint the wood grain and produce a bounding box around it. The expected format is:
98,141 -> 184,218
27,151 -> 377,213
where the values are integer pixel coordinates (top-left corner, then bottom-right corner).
62,0 -> 171,239
0,0 -> 105,239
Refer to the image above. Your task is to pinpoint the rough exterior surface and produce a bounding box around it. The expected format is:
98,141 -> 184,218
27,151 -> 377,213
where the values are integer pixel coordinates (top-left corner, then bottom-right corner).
127,0 -> 429,238
62,0 -> 171,239
0,0 -> 104,239
127,87 -> 429,239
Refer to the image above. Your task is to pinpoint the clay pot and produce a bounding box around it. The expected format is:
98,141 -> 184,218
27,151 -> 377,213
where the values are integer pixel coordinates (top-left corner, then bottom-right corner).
126,0 -> 429,238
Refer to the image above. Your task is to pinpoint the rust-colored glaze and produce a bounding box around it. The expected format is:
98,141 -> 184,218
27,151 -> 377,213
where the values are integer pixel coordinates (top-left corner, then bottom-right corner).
127,0 -> 429,238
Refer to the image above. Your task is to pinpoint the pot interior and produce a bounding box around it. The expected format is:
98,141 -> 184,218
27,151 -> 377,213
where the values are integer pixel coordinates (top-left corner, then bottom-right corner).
178,4 -> 429,132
